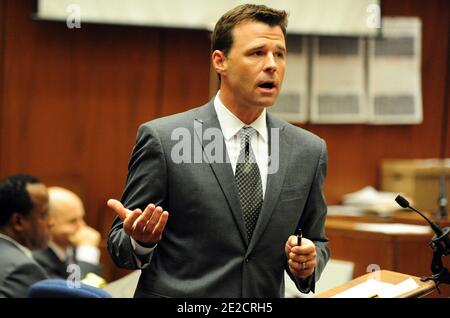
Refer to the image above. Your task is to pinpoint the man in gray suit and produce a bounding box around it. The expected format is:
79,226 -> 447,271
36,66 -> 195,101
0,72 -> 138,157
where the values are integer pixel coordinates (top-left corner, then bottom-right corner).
0,174 -> 50,297
108,4 -> 329,297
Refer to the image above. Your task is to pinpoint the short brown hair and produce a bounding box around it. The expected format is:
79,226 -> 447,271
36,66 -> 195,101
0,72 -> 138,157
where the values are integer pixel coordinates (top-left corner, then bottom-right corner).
211,4 -> 288,56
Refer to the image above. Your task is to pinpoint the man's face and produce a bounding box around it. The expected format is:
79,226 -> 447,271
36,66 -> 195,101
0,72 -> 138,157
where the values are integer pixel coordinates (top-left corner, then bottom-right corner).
22,183 -> 50,250
219,20 -> 286,109
49,195 -> 85,247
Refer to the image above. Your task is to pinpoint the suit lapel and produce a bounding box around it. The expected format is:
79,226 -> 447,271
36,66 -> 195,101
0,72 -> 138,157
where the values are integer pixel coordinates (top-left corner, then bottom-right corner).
194,102 -> 249,247
46,247 -> 68,277
247,114 -> 291,253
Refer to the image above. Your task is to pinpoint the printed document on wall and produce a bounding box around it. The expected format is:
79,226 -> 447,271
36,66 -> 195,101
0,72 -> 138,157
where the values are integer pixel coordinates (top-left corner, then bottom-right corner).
269,35 -> 309,123
310,36 -> 367,123
368,17 -> 422,124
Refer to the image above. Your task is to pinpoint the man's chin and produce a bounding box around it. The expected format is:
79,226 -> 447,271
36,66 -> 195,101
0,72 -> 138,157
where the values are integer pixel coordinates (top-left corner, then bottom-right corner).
257,97 -> 278,108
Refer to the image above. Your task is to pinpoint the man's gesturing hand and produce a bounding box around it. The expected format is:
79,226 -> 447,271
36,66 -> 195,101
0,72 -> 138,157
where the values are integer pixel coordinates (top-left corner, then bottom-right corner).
107,199 -> 169,246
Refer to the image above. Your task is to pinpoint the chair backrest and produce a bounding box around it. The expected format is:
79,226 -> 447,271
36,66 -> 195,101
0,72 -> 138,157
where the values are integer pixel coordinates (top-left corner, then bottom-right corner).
28,279 -> 112,298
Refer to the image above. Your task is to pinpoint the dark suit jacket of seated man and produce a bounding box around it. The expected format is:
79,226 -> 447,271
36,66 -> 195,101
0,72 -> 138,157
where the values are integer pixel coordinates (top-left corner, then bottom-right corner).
33,244 -> 102,280
108,4 -> 330,298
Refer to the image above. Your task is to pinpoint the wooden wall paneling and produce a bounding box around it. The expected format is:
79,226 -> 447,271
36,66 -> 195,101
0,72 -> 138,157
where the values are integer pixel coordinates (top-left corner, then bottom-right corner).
1,0 -> 163,245
444,3 -> 450,158
2,0 -> 162,214
0,0 -> 5,174
70,24 -> 164,227
447,95 -> 450,157
159,28 -> 212,117
2,0 -> 167,281
2,0 -> 82,177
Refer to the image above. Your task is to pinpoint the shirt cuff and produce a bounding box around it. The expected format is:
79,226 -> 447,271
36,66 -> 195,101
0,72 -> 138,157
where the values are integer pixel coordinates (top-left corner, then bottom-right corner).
76,245 -> 101,265
130,237 -> 157,268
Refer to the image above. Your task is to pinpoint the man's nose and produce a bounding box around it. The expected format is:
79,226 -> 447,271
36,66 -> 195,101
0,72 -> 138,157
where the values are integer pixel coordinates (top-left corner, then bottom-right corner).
75,218 -> 85,230
264,53 -> 277,73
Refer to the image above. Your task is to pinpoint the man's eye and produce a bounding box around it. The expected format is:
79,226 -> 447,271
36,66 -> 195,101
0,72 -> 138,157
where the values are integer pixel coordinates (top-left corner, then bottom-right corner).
252,51 -> 263,56
276,52 -> 285,58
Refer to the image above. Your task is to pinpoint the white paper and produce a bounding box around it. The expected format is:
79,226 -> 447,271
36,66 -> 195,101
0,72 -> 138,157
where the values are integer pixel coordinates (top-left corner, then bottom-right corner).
310,36 -> 367,123
354,223 -> 431,235
332,278 -> 394,298
332,277 -> 420,298
341,186 -> 410,215
368,17 -> 422,124
379,278 -> 420,298
327,205 -> 368,217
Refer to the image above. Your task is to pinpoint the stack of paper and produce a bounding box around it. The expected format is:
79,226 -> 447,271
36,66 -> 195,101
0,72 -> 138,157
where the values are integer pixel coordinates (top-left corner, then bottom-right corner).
332,278 -> 420,298
341,186 -> 410,215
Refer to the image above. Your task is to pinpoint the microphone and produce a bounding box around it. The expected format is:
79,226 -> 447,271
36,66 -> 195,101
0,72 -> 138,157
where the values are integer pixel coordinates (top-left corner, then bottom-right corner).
395,195 -> 444,236
396,194 -> 450,287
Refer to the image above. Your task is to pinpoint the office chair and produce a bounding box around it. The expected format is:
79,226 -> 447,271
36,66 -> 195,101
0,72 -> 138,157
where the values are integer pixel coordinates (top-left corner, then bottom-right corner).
28,279 -> 112,298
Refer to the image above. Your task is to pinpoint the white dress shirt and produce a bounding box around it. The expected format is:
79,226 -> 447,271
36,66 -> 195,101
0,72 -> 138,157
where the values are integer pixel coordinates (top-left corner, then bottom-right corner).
214,92 -> 269,198
48,241 -> 100,265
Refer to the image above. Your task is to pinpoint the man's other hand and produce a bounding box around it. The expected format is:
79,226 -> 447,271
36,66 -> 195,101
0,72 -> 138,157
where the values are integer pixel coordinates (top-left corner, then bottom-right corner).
107,199 -> 169,246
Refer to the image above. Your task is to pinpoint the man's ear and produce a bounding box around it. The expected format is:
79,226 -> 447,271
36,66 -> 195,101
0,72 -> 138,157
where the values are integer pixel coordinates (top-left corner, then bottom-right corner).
212,50 -> 227,77
10,212 -> 25,232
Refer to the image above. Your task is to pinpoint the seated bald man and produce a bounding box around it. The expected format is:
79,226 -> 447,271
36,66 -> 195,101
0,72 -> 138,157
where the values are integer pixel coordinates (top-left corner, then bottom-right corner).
33,187 -> 103,280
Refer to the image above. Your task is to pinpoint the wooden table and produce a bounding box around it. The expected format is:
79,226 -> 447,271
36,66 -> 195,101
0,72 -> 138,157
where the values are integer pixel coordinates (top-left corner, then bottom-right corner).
325,211 -> 450,297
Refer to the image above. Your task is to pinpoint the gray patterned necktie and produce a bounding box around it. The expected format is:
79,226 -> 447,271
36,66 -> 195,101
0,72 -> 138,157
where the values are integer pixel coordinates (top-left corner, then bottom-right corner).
235,126 -> 263,241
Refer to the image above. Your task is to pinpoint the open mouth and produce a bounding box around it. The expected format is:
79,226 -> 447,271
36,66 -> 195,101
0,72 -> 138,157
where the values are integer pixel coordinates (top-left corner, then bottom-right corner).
258,82 -> 276,90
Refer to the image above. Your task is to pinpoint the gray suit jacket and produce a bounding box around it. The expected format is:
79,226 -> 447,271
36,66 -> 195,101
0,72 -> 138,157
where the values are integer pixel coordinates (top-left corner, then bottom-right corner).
108,100 -> 330,297
0,237 -> 48,298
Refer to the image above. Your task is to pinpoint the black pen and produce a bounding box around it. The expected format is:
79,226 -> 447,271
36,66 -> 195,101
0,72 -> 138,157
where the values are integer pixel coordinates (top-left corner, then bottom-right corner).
297,229 -> 302,246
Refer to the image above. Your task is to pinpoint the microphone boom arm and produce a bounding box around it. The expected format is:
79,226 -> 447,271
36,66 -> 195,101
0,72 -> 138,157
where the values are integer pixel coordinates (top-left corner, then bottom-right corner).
395,195 -> 450,292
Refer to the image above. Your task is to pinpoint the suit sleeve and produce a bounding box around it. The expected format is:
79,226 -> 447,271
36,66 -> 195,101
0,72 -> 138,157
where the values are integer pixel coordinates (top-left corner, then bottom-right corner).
0,263 -> 47,298
287,138 -> 330,294
107,123 -> 168,270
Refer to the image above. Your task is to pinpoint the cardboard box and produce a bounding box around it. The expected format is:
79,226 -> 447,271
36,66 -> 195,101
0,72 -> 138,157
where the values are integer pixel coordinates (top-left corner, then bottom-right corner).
381,159 -> 450,214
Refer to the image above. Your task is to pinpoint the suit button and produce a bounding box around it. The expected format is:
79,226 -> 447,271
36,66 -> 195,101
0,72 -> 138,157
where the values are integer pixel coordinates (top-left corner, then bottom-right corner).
245,258 -> 249,263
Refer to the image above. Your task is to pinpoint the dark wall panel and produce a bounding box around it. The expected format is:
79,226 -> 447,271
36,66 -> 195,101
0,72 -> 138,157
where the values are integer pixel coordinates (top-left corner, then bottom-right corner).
0,0 -> 5,173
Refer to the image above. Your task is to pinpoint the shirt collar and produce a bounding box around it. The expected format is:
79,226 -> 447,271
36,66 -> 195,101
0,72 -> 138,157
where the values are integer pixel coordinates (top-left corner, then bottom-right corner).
48,241 -> 71,262
0,233 -> 33,259
214,92 -> 268,142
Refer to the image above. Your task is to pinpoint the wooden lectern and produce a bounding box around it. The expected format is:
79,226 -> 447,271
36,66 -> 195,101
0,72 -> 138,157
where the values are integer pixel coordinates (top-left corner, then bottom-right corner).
315,270 -> 436,298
